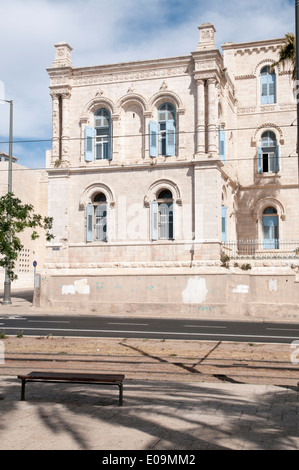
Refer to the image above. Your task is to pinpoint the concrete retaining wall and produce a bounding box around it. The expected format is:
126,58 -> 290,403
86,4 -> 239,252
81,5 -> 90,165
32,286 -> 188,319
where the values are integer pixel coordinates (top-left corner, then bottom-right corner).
34,268 -> 299,321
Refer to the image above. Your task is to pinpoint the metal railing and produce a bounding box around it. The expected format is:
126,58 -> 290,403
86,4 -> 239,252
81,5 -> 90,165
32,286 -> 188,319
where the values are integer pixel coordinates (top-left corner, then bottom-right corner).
222,239 -> 299,260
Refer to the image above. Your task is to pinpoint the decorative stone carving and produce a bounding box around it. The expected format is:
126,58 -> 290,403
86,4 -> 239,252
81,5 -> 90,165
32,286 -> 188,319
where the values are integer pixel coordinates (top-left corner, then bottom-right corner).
51,42 -> 73,68
160,81 -> 168,90
196,23 -> 216,51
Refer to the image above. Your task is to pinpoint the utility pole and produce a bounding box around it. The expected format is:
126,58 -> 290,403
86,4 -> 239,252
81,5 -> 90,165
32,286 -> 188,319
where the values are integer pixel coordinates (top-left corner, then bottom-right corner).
2,99 -> 13,305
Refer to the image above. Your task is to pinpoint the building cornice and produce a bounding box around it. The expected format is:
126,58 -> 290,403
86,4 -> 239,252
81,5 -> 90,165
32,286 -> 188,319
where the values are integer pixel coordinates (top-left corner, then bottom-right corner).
46,158 -> 226,176
221,37 -> 285,51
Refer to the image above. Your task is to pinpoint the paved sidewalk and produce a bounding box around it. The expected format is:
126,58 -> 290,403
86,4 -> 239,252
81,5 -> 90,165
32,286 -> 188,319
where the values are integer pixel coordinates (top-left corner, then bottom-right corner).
1,375 -> 299,450
1,289 -> 299,450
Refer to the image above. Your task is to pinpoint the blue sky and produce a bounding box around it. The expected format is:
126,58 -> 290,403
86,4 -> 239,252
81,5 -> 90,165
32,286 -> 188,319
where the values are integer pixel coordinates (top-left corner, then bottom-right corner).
0,0 -> 295,169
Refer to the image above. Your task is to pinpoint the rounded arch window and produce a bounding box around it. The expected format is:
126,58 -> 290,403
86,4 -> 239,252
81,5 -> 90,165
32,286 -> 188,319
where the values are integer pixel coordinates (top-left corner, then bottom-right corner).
263,206 -> 277,215
157,103 -> 176,157
158,103 -> 175,122
258,131 -> 279,174
94,108 -> 111,160
262,206 -> 279,249
93,192 -> 107,203
86,192 -> 108,243
261,131 -> 276,148
260,65 -> 276,104
155,188 -> 174,240
157,189 -> 173,200
95,108 -> 110,127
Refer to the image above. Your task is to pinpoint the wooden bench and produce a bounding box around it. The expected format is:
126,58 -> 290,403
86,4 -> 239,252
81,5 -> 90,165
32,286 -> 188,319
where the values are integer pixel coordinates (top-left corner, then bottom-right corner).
17,371 -> 125,406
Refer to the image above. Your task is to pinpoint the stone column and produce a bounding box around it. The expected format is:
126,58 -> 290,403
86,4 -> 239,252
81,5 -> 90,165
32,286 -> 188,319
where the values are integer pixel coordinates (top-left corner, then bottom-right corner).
207,78 -> 218,156
79,117 -> 88,164
111,114 -> 120,162
61,92 -> 71,165
50,93 -> 60,165
195,78 -> 206,156
143,111 -> 152,161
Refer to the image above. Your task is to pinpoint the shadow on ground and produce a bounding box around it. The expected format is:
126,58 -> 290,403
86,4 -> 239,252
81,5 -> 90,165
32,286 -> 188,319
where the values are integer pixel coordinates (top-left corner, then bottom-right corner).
0,289 -> 33,305
0,375 -> 299,450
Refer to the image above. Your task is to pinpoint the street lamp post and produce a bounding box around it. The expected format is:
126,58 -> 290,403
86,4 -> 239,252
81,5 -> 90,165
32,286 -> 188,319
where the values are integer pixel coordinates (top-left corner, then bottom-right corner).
1,99 -> 13,304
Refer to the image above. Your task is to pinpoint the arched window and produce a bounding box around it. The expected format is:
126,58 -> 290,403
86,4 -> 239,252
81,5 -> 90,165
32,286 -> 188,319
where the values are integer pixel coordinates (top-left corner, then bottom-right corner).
149,103 -> 176,157
85,108 -> 112,161
262,206 -> 279,249
258,131 -> 279,173
151,189 -> 174,240
221,206 -> 227,242
157,189 -> 174,240
86,192 -> 108,242
95,109 -> 111,160
158,103 -> 176,156
260,66 -> 276,104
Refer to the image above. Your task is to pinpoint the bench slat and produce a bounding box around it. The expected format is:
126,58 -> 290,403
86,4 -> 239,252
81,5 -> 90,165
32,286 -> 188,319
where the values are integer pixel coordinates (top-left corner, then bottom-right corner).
17,371 -> 125,405
18,371 -> 124,383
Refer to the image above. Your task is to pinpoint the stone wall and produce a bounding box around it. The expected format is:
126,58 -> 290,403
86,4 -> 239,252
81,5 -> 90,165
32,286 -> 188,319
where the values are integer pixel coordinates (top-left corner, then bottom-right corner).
35,268 -> 299,321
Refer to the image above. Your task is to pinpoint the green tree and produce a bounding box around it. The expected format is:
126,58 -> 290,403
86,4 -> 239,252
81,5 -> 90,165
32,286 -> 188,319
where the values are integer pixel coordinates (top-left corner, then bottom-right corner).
272,33 -> 296,79
0,192 -> 54,281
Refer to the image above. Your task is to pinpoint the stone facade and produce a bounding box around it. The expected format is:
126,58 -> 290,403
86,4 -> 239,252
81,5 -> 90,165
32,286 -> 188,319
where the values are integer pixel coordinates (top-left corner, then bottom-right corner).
0,156 -> 48,288
37,24 -> 299,318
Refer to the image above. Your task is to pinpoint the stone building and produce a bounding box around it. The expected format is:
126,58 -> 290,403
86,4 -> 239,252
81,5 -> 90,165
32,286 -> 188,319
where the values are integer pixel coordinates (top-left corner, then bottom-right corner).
37,24 -> 299,319
0,154 -> 48,289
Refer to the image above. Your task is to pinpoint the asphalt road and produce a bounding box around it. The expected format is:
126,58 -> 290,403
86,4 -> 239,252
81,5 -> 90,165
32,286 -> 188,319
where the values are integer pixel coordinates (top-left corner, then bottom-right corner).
0,314 -> 299,344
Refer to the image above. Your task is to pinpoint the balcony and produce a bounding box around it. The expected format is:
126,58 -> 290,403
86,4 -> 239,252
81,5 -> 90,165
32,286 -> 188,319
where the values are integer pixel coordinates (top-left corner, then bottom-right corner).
221,240 -> 299,260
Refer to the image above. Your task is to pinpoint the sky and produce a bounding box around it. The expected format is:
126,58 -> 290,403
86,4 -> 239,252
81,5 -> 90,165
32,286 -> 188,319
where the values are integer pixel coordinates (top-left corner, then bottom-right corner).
0,0 -> 295,169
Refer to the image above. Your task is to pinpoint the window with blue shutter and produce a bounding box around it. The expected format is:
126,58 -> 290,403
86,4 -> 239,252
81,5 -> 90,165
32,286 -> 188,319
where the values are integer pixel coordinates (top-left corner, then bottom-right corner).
219,126 -> 225,162
260,66 -> 276,104
221,206 -> 227,242
153,189 -> 175,241
166,120 -> 176,156
158,202 -> 174,239
257,147 -> 263,173
149,121 -> 158,157
151,201 -> 158,240
86,203 -> 93,242
86,193 -> 109,243
85,127 -> 94,162
276,145 -> 280,172
95,108 -> 111,160
263,207 -> 279,249
259,131 -> 279,173
158,103 -> 176,157
95,204 -> 107,242
168,201 -> 174,240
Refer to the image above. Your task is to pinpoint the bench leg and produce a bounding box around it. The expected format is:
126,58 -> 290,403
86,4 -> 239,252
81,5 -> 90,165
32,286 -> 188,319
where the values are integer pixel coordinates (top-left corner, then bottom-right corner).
118,383 -> 123,406
20,379 -> 26,401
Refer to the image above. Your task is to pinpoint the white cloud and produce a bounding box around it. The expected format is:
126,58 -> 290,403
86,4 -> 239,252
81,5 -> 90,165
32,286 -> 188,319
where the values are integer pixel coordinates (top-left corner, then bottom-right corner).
0,0 -> 295,168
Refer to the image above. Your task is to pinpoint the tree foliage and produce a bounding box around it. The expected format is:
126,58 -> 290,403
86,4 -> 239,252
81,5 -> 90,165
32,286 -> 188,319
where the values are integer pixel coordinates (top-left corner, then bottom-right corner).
0,192 -> 54,281
272,33 -> 296,80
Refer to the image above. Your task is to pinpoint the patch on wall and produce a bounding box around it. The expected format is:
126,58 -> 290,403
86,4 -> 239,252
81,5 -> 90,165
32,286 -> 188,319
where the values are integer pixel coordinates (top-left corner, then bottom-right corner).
62,279 -> 90,295
269,279 -> 278,292
182,277 -> 208,303
232,285 -> 249,294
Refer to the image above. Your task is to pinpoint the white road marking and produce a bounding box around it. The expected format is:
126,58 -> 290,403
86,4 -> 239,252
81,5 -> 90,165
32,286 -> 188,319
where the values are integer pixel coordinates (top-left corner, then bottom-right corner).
28,320 -> 70,324
267,327 -> 299,331
1,326 -> 299,341
184,325 -> 227,329
108,322 -> 149,326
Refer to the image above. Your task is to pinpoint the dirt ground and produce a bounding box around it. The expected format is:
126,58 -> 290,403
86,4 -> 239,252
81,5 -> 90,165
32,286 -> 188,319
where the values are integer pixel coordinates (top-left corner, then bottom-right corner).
0,334 -> 292,361
1,335 -> 299,387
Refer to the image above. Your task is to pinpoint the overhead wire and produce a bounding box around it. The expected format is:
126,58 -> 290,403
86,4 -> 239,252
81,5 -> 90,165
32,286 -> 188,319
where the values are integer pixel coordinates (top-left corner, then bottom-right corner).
0,122 -> 297,171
